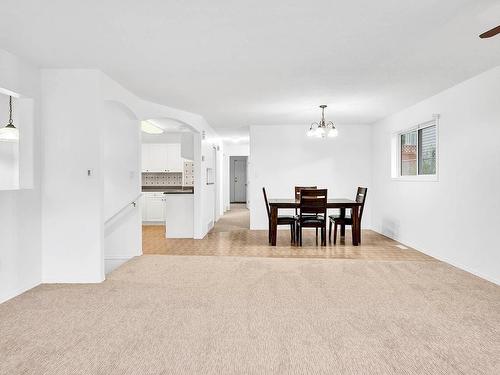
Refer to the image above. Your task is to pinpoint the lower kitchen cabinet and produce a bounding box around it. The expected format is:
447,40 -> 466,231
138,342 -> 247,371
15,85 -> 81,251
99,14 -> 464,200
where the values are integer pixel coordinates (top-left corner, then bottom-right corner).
142,193 -> 166,222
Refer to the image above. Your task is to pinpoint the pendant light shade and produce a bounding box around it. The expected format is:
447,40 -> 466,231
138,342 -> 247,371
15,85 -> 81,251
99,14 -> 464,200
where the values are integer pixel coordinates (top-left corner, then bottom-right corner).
0,124 -> 19,141
0,96 -> 19,142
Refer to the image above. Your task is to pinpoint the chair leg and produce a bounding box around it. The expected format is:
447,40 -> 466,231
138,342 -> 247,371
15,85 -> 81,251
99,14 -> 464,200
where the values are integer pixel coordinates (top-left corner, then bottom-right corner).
333,222 -> 338,245
328,219 -> 332,243
290,223 -> 294,245
316,227 -> 318,243
299,225 -> 302,246
341,224 -> 345,237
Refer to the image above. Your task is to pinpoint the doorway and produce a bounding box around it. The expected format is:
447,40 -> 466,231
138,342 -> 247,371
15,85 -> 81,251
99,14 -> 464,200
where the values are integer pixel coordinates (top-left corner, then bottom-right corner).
230,156 -> 247,203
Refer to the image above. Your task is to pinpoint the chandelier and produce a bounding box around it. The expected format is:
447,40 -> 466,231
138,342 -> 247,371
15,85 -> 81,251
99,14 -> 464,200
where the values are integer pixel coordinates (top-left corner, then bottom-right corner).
307,105 -> 338,138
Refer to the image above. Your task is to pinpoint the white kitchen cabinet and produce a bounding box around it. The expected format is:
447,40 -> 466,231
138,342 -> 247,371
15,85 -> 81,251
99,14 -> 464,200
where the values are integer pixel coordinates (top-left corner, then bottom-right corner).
141,143 -> 183,172
150,144 -> 169,172
142,192 -> 166,222
141,146 -> 152,172
166,144 -> 183,172
147,196 -> 166,221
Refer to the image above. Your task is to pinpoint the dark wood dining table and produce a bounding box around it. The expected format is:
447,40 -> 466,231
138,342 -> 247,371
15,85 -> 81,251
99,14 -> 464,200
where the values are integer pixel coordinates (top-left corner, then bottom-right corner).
268,198 -> 362,246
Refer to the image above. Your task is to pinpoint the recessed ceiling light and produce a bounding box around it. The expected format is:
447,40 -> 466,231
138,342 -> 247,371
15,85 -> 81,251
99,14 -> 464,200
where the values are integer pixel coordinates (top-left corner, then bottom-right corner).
141,120 -> 164,134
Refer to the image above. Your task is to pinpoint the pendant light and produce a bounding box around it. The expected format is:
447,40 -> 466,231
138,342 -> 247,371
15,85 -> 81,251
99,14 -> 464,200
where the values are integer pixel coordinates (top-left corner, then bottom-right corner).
307,105 -> 338,138
0,96 -> 19,142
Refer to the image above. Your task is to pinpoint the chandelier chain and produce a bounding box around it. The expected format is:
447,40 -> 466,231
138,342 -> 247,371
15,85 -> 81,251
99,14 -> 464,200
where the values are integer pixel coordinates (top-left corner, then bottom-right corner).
8,96 -> 13,125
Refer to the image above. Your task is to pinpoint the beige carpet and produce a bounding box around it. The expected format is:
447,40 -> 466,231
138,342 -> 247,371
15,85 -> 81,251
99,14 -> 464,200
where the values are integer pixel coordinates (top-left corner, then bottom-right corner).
1,255 -> 499,375
210,203 -> 249,233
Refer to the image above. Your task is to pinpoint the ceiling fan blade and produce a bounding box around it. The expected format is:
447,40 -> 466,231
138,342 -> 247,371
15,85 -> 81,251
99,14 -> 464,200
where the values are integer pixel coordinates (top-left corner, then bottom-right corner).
479,25 -> 500,38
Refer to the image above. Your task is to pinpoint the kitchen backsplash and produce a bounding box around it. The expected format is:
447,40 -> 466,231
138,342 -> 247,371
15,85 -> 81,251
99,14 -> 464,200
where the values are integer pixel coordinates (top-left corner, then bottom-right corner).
142,172 -> 183,186
183,161 -> 195,186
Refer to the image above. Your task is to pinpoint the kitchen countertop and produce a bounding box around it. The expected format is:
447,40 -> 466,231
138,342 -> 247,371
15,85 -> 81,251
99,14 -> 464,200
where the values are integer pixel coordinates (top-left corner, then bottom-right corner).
142,186 -> 194,194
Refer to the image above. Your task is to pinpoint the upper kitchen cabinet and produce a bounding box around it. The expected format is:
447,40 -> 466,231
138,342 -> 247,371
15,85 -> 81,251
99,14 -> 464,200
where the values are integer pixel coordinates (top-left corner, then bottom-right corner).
142,143 -> 183,172
165,143 -> 183,172
180,132 -> 194,161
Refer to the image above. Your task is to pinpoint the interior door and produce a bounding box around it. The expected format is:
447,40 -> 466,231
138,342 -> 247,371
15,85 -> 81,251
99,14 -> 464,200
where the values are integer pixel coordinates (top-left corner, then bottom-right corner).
233,158 -> 247,203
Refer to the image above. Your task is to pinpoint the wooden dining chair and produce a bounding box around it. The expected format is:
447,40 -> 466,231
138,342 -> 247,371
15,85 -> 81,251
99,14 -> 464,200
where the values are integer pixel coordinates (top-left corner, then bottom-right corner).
296,189 -> 328,246
263,187 -> 296,245
329,187 -> 368,245
294,186 -> 317,215
294,186 -> 319,239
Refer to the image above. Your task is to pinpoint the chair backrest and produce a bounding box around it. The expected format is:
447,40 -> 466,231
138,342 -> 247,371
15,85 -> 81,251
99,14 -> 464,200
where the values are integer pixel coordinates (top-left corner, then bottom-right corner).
299,189 -> 327,218
295,186 -> 317,214
355,187 -> 368,221
294,186 -> 317,201
262,187 -> 270,218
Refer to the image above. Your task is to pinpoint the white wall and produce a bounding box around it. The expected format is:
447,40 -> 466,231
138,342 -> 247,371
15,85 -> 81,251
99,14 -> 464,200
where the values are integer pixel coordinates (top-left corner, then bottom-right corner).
0,141 -> 18,189
201,139 -> 217,233
100,75 -> 220,240
41,70 -> 104,283
103,101 -> 140,221
0,94 -> 19,190
0,49 -> 41,303
0,53 -> 219,300
249,125 -> 372,230
102,100 -> 141,273
371,66 -> 500,285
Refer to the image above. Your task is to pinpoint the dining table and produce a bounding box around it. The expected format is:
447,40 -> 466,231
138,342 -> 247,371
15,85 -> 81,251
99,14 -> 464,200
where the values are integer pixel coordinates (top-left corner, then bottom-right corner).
267,198 -> 362,246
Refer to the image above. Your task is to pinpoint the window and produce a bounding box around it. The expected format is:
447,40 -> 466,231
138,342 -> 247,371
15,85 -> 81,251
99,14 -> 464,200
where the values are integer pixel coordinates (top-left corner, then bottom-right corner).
393,116 -> 438,180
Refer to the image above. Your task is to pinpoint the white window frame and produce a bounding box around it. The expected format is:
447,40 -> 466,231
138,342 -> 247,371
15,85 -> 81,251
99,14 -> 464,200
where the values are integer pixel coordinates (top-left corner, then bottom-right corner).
391,115 -> 439,182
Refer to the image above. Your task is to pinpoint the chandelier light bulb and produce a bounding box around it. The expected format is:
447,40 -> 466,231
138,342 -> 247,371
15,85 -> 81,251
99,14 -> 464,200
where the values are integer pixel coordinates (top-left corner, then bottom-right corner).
328,127 -> 338,138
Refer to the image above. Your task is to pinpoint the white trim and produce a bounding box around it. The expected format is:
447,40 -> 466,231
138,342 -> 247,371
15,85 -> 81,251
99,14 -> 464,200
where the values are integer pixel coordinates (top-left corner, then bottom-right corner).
392,175 -> 439,182
42,277 -> 105,284
0,281 -> 41,304
0,87 -> 21,98
104,255 -> 138,260
392,114 -> 439,181
372,229 -> 500,286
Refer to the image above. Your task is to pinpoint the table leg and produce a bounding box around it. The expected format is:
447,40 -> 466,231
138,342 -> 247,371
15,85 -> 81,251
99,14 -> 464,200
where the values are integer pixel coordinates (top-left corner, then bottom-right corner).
340,208 -> 346,237
270,206 -> 278,246
352,206 -> 359,246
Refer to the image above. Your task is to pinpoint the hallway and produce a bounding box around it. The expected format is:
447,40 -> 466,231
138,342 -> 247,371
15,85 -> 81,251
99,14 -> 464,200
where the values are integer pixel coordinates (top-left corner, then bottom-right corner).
210,204 -> 249,233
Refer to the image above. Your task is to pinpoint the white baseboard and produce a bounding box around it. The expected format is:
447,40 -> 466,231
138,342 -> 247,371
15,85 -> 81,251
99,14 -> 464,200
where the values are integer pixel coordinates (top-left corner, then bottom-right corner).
371,229 -> 500,286
42,276 -> 105,284
0,280 -> 41,304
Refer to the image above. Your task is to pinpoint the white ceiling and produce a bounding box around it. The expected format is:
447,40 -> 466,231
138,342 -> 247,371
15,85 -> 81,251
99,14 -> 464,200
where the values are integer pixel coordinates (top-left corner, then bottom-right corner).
1,0 -> 500,137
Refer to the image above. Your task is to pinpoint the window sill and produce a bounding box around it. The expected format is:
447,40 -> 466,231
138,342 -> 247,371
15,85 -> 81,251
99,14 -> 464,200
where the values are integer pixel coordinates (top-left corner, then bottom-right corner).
392,175 -> 439,182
